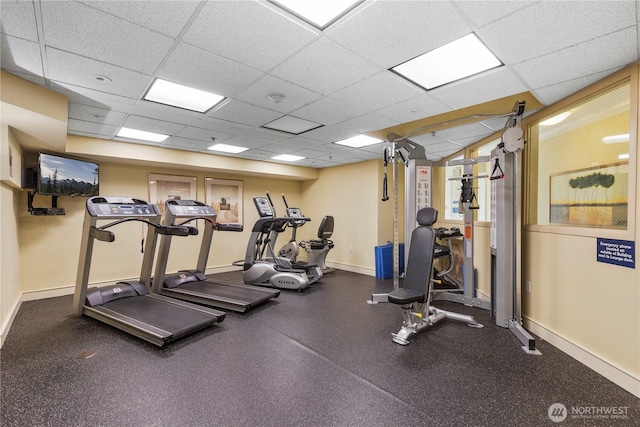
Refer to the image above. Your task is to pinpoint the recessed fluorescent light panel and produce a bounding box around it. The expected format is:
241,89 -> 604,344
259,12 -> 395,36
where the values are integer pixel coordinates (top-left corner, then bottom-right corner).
602,133 -> 630,144
269,0 -> 363,30
391,33 -> 502,90
334,135 -> 382,148
618,153 -> 630,160
143,78 -> 225,113
271,154 -> 305,162
207,143 -> 249,154
117,127 -> 169,143
262,115 -> 323,135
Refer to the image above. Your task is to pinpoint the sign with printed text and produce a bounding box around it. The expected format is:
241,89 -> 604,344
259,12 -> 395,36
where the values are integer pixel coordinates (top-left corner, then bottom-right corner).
596,238 -> 635,269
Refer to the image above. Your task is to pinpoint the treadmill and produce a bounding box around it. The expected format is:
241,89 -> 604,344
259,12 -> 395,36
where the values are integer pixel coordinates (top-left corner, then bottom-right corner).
151,199 -> 280,312
73,197 -> 225,347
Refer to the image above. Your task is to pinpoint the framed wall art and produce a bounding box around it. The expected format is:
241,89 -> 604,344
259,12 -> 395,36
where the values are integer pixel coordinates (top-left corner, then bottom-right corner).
148,173 -> 197,217
205,178 -> 243,226
549,162 -> 628,228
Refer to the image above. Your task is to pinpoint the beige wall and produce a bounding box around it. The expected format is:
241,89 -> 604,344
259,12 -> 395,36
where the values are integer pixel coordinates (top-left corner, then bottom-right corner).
300,160 -> 381,273
0,126 -> 24,344
18,161 -> 305,292
520,68 -> 640,386
523,231 -> 639,377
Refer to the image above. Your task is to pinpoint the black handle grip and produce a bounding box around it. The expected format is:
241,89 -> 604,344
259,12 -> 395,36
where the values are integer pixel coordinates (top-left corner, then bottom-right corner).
90,226 -> 115,242
158,226 -> 190,236
382,173 -> 389,201
216,223 -> 244,232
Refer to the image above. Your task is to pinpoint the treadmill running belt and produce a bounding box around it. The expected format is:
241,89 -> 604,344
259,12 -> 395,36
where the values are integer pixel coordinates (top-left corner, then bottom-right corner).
176,281 -> 276,303
104,297 -> 217,339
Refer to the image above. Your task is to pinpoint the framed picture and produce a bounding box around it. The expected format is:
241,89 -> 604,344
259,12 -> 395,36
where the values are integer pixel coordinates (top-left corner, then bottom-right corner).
148,173 -> 197,217
549,162 -> 628,228
205,178 -> 243,226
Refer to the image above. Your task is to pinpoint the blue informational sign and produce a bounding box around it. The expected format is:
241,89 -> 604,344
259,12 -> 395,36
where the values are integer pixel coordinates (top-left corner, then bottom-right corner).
596,238 -> 635,269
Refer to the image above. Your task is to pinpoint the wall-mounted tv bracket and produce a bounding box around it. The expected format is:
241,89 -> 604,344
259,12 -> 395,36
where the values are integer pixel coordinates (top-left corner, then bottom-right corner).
28,191 -> 65,216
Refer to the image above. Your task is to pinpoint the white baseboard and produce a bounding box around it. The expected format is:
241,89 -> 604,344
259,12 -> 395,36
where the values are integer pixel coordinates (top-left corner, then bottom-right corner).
0,295 -> 21,348
325,261 -> 375,277
21,265 -> 246,302
524,316 -> 640,398
21,285 -> 76,301
204,265 -> 243,275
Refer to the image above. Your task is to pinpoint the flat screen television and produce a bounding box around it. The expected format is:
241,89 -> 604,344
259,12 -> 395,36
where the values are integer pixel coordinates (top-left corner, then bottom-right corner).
38,152 -> 99,197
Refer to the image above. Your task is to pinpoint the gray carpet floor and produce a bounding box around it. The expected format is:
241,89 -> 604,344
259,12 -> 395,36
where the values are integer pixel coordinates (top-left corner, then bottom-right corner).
2,269 -> 638,426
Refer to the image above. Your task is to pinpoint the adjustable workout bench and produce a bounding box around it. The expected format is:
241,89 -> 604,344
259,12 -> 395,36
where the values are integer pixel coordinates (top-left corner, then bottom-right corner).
370,207 -> 483,345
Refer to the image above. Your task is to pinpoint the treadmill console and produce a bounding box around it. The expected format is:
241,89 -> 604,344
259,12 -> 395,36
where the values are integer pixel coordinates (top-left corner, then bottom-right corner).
86,196 -> 160,218
166,199 -> 216,217
254,197 -> 274,217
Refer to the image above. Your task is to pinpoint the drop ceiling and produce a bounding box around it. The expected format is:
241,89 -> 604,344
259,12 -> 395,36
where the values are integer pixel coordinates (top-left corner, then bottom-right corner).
1,0 -> 638,168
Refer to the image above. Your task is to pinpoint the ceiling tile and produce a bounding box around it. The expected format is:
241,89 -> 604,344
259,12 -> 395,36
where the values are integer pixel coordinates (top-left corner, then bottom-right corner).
452,1 -> 537,28
334,113 -> 398,134
270,38 -> 380,95
301,125 -> 356,144
0,0 -> 39,41
158,43 -> 264,98
50,81 -> 138,108
41,1 -> 174,74
288,148 -> 328,159
375,93 -> 453,124
532,69 -> 619,106
513,27 -> 638,91
429,67 -> 529,110
292,97 -> 365,126
355,141 -> 387,155
327,1 -> 471,68
255,143 -> 300,154
68,118 -> 118,137
68,103 -> 127,126
79,0 -> 201,38
46,48 -> 152,99
235,75 -> 322,113
1,35 -> 43,77
239,149 -> 280,161
183,0 -> 318,72
221,136 -> 274,150
162,137 -> 215,151
174,126 -> 234,144
121,115 -> 186,136
331,71 -> 423,112
432,122 -> 494,141
425,140 -> 464,152
478,1 -> 638,65
478,116 -> 512,133
208,100 -> 282,127
296,158 -> 339,168
1,1 -> 637,170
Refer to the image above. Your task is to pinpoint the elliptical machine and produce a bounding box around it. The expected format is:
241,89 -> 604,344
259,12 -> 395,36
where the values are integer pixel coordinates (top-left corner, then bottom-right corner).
276,194 -> 305,262
242,196 -> 322,290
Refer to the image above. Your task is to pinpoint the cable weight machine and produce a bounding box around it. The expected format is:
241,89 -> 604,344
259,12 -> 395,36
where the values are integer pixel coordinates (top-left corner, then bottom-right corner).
372,101 -> 540,353
380,137 -> 428,290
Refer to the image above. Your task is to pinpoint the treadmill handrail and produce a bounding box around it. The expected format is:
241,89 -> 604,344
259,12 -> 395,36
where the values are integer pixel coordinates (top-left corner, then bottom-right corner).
96,217 -> 190,236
